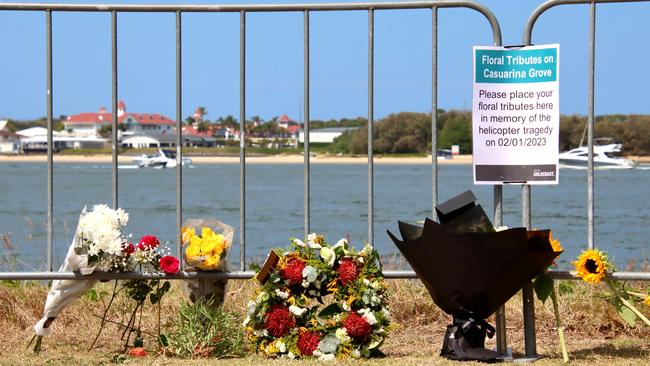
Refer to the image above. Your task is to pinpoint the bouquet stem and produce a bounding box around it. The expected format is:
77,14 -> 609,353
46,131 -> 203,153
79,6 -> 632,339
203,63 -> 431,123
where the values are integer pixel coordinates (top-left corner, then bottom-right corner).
28,335 -> 43,354
606,279 -> 650,327
89,280 -> 119,350
550,283 -> 569,363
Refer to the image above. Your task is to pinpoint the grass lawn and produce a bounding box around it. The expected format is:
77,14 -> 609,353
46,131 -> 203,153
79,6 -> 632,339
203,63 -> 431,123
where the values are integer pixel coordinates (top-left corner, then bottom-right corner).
1,278 -> 648,365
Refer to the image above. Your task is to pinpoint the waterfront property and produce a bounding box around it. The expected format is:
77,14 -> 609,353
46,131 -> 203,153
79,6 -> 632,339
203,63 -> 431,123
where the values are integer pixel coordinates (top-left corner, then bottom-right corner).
0,120 -> 20,153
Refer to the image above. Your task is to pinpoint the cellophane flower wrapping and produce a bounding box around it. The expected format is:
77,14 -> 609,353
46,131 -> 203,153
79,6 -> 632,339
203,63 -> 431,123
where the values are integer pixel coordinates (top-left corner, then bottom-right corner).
34,205 -> 129,336
182,218 -> 234,304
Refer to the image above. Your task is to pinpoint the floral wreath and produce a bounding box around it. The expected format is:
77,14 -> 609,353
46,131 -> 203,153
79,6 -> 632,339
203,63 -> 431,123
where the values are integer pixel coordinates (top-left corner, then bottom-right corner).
244,234 -> 391,360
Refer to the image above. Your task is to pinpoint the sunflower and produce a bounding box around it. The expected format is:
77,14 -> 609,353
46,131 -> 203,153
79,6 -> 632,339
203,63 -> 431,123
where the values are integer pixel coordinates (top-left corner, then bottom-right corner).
549,231 -> 563,253
573,249 -> 609,284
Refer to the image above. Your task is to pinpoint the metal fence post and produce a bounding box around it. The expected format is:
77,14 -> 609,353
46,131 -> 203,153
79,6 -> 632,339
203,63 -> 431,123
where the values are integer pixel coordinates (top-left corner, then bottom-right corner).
45,9 -> 53,272
303,10 -> 311,238
111,11 -> 118,209
239,10 -> 247,271
368,8 -> 374,247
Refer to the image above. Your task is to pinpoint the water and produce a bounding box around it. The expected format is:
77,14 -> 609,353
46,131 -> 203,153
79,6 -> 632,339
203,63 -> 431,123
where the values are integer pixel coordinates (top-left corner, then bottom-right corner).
1,161 -> 648,271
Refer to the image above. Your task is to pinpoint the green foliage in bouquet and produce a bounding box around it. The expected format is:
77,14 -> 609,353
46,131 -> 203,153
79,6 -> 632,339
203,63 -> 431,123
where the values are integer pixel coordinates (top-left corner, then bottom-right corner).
245,234 -> 391,360
168,298 -> 246,358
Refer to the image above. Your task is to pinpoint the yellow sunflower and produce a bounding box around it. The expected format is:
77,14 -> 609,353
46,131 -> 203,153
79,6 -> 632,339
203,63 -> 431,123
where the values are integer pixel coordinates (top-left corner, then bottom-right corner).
573,249 -> 609,284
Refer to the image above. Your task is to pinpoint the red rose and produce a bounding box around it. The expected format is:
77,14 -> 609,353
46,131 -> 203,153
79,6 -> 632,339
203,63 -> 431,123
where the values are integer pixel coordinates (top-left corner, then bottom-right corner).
297,330 -> 321,356
344,312 -> 372,342
122,242 -> 135,256
264,305 -> 295,337
337,258 -> 359,286
137,235 -> 160,250
281,258 -> 306,286
159,255 -> 180,274
127,347 -> 147,357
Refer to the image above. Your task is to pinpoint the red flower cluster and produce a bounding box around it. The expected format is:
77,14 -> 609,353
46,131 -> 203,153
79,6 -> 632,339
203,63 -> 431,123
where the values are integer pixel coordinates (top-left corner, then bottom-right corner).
344,312 -> 372,342
281,258 -> 306,285
160,255 -> 180,274
264,305 -> 296,337
137,235 -> 160,250
337,258 -> 359,286
297,330 -> 321,356
127,347 -> 147,357
122,242 -> 135,256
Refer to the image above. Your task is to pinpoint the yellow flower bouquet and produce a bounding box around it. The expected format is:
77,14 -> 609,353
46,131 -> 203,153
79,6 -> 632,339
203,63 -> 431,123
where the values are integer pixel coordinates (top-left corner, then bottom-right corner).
182,218 -> 234,271
182,219 -> 234,304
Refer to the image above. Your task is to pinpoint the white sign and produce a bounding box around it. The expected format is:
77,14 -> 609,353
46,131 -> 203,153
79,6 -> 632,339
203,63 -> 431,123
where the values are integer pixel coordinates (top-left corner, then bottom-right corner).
472,44 -> 560,185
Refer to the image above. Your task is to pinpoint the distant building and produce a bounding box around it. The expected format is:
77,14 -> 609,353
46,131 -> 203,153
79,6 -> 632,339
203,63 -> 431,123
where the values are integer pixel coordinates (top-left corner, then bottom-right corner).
65,101 -> 176,143
277,114 -> 293,129
0,120 -> 20,153
299,127 -> 358,144
63,100 -> 200,148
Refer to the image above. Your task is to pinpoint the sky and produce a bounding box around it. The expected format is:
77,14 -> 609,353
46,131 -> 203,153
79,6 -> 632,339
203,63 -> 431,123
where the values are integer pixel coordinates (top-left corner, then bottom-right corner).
1,0 -> 650,121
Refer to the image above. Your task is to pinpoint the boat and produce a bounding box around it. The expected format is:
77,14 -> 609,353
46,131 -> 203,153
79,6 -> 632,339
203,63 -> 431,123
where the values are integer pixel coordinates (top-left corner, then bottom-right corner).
132,149 -> 192,168
558,138 -> 636,168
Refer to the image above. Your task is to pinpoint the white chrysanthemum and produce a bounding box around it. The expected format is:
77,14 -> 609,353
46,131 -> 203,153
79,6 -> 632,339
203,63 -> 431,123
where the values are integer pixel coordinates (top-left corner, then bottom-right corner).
306,233 -> 322,249
333,238 -> 347,249
289,305 -> 307,317
335,328 -> 351,343
342,300 -> 351,312
242,316 -> 251,326
292,238 -> 306,247
358,308 -> 378,325
275,289 -> 289,299
320,247 -> 336,267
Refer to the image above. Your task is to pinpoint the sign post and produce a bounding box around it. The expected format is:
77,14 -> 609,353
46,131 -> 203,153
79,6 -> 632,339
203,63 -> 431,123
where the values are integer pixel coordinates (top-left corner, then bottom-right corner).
472,44 -> 559,185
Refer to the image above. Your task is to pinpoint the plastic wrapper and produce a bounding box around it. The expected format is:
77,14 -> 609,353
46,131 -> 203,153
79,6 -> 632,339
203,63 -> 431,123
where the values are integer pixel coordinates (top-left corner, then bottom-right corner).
182,218 -> 234,304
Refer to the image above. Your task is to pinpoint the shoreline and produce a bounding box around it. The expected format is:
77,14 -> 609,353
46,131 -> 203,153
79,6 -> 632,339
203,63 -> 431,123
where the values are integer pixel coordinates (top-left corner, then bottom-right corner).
2,154 -> 650,164
0,154 -> 474,164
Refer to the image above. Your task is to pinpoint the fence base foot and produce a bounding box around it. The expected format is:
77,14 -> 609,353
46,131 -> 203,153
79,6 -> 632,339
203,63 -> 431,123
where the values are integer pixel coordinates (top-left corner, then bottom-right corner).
514,355 -> 542,363
495,347 -> 513,362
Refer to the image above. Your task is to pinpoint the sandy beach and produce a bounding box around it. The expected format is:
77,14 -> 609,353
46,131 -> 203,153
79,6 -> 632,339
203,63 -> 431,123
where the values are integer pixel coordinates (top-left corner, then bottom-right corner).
2,154 -> 649,164
0,154 -> 474,164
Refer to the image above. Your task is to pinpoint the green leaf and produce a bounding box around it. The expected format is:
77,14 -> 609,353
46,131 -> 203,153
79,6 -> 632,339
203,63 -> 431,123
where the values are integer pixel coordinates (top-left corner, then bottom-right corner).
558,281 -> 574,295
133,337 -> 143,348
150,293 -> 159,305
618,304 -> 637,326
318,303 -> 343,318
533,272 -> 554,304
158,334 -> 169,347
85,288 -> 98,302
162,281 -> 171,292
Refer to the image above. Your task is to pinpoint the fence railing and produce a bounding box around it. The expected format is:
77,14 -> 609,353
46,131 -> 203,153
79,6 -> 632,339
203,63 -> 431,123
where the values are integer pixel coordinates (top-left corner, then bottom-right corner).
0,0 -> 502,279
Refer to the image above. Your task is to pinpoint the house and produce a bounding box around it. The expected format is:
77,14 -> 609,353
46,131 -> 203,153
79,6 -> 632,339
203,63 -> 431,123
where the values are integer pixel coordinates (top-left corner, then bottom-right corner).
64,101 -> 179,148
0,120 -> 20,153
277,114 -> 293,129
299,127 -> 359,144
63,100 -> 206,148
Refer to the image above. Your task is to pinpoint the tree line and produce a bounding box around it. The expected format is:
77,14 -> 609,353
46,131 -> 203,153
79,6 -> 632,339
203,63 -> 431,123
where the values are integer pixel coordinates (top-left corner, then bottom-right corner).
5,111 -> 650,155
329,111 -> 650,156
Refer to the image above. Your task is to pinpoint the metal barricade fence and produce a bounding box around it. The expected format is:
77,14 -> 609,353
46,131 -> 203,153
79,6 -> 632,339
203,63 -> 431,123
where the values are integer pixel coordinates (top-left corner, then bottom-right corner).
0,0 -> 503,279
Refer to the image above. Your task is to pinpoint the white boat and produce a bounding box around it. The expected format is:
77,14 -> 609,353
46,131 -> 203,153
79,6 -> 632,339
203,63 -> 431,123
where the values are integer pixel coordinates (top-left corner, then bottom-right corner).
558,139 -> 636,168
132,149 -> 192,168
